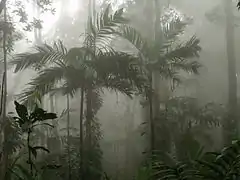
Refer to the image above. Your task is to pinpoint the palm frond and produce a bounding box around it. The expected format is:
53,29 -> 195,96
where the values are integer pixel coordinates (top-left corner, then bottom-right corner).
101,78 -> 134,97
93,50 -> 147,93
95,4 -> 128,35
162,18 -> 187,43
171,60 -> 201,74
16,85 -> 43,107
11,40 -> 67,72
16,66 -> 67,106
153,36 -> 202,75
29,66 -> 67,88
161,36 -> 201,60
87,4 -> 128,49
117,25 -> 148,57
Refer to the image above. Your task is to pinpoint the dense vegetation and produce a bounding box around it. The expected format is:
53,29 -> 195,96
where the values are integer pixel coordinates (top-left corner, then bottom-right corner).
0,0 -> 239,179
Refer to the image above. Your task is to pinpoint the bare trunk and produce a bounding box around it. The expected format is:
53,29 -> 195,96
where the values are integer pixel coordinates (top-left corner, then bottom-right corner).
223,0 -> 237,145
66,95 -> 71,180
149,76 -> 155,153
1,3 -> 8,179
149,0 -> 162,154
79,88 -> 84,179
50,96 -> 58,137
86,89 -> 92,150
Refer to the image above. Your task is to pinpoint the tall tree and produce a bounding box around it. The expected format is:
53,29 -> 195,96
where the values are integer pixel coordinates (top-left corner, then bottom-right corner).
206,0 -> 238,144
1,2 -> 8,178
224,0 -> 237,144
118,4 -> 201,154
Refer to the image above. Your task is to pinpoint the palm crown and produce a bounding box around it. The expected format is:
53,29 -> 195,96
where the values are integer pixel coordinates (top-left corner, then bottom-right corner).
118,12 -> 202,86
11,5 -> 146,107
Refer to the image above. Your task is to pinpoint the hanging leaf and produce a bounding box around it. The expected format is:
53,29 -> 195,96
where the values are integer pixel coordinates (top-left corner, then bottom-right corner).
42,112 -> 57,120
30,107 -> 57,122
14,101 -> 28,122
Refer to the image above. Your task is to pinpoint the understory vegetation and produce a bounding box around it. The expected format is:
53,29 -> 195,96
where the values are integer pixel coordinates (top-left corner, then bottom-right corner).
0,0 -> 240,179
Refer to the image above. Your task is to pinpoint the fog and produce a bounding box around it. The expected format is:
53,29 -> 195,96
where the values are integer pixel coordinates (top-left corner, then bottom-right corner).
0,0 -> 240,179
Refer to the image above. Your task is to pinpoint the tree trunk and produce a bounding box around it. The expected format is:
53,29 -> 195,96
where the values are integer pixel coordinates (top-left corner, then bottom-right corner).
85,89 -> 92,150
79,88 -> 85,179
223,0 -> 237,145
1,3 -> 8,179
149,0 -> 162,154
66,95 -> 71,180
50,96 -> 58,138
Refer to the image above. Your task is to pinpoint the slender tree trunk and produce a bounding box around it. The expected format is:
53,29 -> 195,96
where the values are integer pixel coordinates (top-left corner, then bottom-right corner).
223,0 -> 238,145
1,3 -> 8,179
27,130 -> 33,176
149,0 -> 162,154
86,89 -> 92,150
85,1 -> 96,178
50,96 -> 58,137
66,95 -> 71,180
149,76 -> 155,153
79,88 -> 84,179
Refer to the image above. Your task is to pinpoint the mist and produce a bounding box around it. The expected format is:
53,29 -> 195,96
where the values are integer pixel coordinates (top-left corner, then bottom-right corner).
0,0 -> 240,179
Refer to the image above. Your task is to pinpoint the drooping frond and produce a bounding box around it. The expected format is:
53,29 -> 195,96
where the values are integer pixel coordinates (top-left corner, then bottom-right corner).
93,50 -> 147,94
117,25 -> 148,57
11,40 -> 67,72
161,36 -> 201,60
171,60 -> 201,75
155,36 -> 202,75
28,66 -> 67,89
16,66 -> 67,106
17,85 -> 43,107
100,77 -> 134,97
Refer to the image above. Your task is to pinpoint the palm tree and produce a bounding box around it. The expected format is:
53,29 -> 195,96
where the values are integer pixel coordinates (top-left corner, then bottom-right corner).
11,5 -> 146,179
118,10 -> 202,153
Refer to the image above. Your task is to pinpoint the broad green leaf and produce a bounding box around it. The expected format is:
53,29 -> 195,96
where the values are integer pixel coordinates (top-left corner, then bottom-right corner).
14,101 -> 28,122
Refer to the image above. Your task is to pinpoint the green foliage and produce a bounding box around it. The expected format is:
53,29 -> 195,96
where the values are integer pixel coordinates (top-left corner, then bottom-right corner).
0,115 -> 23,155
140,97 -> 224,163
11,101 -> 57,178
136,140 -> 240,180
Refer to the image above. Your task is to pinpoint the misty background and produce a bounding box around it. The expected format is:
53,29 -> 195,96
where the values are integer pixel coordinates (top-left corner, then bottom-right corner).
0,0 -> 240,179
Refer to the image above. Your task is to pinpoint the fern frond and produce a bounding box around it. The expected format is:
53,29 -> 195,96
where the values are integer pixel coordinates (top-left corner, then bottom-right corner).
152,161 -> 197,180
197,140 -> 240,179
